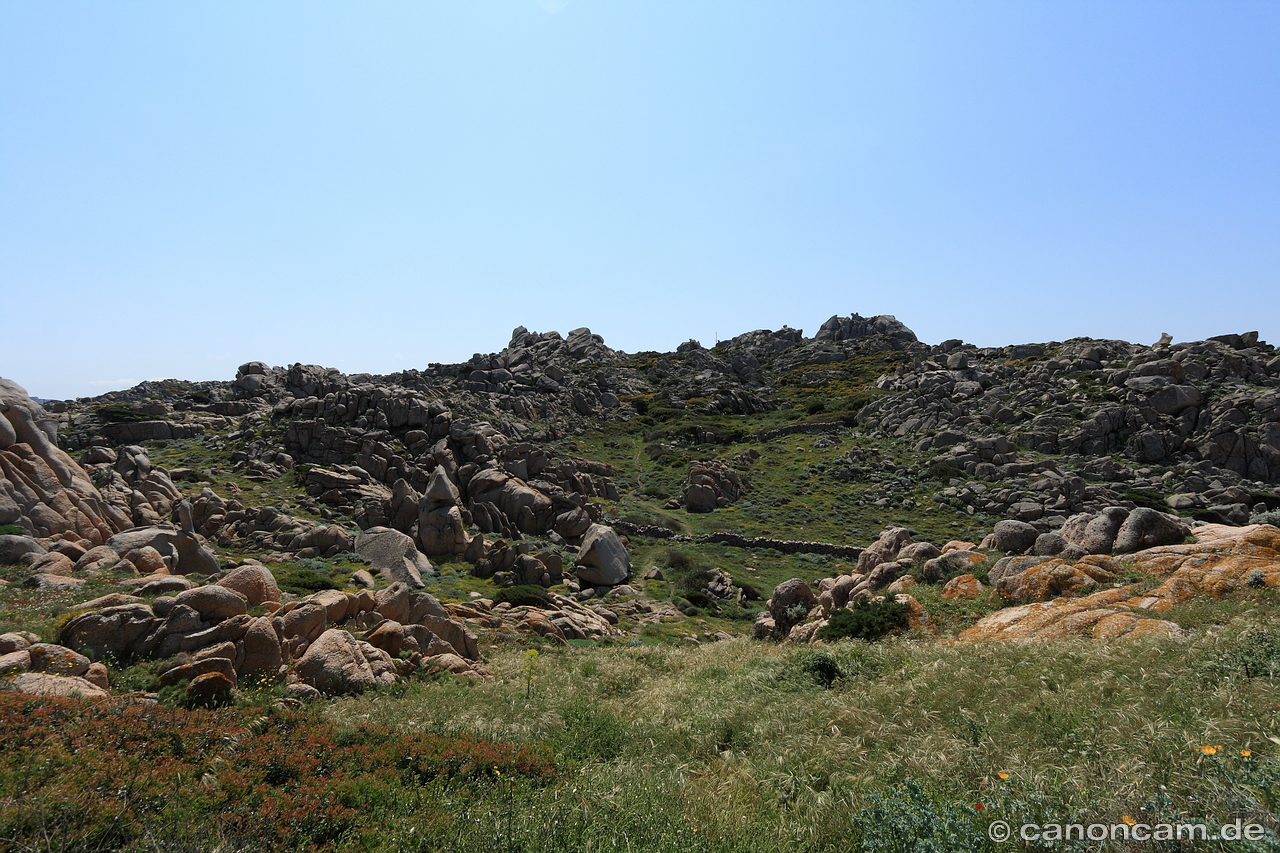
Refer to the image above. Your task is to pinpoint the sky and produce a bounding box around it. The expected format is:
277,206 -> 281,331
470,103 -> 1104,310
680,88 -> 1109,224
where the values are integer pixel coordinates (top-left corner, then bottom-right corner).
2,2 -> 1278,400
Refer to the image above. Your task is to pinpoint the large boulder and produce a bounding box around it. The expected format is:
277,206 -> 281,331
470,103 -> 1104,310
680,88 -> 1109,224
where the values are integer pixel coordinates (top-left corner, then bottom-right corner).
234,616 -> 283,679
59,603 -> 159,660
173,585 -> 248,622
106,525 -> 220,576
216,563 -> 282,607
0,534 -> 44,565
355,527 -> 433,588
857,528 -> 914,574
1060,507 -> 1130,555
574,524 -> 631,586
373,583 -> 450,625
981,520 -> 1039,554
416,469 -> 471,556
294,629 -> 396,695
4,672 -> 110,699
1112,508 -> 1190,554
767,578 -> 818,634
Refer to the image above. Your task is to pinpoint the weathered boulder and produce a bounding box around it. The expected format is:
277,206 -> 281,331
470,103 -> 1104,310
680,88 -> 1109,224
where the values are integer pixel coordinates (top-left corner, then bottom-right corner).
920,550 -> 987,584
682,461 -> 745,512
4,672 -> 110,699
857,528 -> 914,573
216,563 -> 281,607
1112,508 -> 1190,554
106,525 -> 219,576
574,524 -> 631,586
0,534 -> 44,565
59,603 -> 158,659
941,574 -> 986,601
234,616 -> 283,678
416,468 -> 471,556
373,583 -> 450,625
993,556 -> 1117,603
172,585 -> 248,622
294,629 -> 396,695
768,578 -> 818,634
28,643 -> 91,677
1060,507 -> 1130,555
981,520 -> 1039,554
0,378 -> 132,544
355,526 -> 432,588
0,632 -> 33,654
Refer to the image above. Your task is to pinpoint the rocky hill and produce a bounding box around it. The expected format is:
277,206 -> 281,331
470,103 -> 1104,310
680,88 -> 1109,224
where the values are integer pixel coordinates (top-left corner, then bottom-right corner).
3,312 -> 1280,703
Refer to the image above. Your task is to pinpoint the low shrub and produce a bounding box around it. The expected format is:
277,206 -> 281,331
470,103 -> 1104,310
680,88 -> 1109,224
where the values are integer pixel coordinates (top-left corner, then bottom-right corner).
1227,627 -> 1280,678
493,585 -> 551,607
817,597 -> 910,642
796,650 -> 843,688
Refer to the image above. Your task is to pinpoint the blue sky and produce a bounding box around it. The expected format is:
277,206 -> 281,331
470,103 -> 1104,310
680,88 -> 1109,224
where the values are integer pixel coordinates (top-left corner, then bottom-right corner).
3,2 -> 1277,399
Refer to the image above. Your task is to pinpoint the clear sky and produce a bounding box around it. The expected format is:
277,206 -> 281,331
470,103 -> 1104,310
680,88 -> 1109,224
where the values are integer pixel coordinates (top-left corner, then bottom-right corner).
3,2 -> 1278,400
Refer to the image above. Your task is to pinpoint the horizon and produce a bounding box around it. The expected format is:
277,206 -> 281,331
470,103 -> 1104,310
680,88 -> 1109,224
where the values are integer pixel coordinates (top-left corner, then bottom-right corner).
4,2 -> 1277,399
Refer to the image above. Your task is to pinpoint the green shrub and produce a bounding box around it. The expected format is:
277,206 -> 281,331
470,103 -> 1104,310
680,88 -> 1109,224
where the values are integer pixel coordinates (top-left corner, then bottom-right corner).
925,461 -> 964,481
1250,508 -> 1280,526
853,779 -> 994,852
817,597 -> 910,642
0,524 -> 27,537
493,585 -> 552,607
1228,628 -> 1280,678
92,403 -> 152,423
796,650 -> 843,688
272,558 -> 342,595
1122,488 -> 1171,513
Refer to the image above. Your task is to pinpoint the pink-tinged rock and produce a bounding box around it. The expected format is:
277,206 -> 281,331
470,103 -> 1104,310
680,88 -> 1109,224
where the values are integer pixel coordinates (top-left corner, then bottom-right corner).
217,563 -> 281,607
172,585 -> 248,622
29,552 -> 75,576
123,545 -> 169,576
84,662 -> 110,689
186,671 -> 235,705
308,588 -> 355,624
0,649 -> 31,675
5,672 -> 109,700
159,656 -> 237,687
74,593 -> 145,610
295,629 -> 396,695
0,632 -> 33,654
28,643 -> 91,677
276,601 -> 327,643
235,616 -> 282,679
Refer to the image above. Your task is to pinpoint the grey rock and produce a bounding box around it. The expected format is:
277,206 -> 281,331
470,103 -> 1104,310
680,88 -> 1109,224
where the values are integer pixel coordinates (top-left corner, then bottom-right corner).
355,527 -> 433,588
574,524 -> 631,586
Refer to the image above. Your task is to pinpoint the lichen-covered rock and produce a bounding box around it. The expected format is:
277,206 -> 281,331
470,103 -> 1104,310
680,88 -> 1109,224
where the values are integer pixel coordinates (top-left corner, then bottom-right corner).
941,574 -> 986,601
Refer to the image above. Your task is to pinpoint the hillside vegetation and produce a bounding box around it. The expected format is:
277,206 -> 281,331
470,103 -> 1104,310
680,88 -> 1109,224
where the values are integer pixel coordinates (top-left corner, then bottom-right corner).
3,314 -> 1280,850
